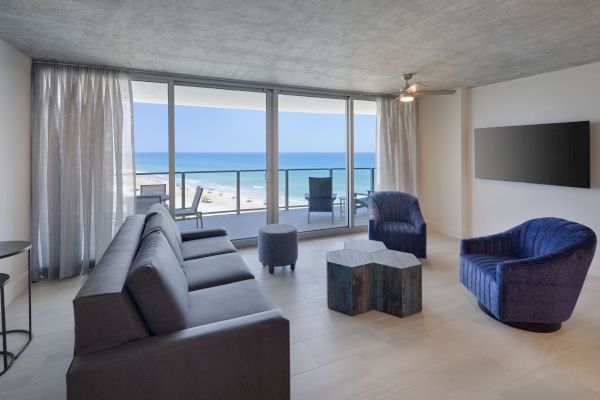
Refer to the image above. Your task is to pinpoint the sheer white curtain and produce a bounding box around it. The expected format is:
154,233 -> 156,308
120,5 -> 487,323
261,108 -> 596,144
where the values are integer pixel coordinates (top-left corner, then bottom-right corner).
32,63 -> 135,280
375,97 -> 418,195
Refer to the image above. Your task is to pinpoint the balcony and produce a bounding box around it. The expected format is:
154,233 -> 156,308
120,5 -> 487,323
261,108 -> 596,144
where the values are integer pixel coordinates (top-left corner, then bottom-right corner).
136,167 -> 374,240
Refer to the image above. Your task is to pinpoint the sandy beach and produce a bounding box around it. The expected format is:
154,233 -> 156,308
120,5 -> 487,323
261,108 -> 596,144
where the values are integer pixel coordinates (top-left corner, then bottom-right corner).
136,174 -> 302,213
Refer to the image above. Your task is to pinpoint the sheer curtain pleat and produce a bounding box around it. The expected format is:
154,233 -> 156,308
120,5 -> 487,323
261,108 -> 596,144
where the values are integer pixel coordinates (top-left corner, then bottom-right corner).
375,98 -> 418,195
32,63 -> 135,280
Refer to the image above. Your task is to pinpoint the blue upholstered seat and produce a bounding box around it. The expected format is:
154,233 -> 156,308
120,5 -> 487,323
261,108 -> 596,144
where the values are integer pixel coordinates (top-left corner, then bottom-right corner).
460,217 -> 596,329
368,191 -> 427,258
460,254 -> 516,318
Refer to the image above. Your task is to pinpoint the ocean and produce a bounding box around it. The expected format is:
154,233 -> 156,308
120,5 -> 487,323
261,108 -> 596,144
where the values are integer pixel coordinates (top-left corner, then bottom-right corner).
136,152 -> 375,205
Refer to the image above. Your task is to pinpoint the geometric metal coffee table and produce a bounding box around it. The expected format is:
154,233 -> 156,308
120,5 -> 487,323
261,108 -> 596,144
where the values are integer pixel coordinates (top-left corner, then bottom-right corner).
326,239 -> 422,317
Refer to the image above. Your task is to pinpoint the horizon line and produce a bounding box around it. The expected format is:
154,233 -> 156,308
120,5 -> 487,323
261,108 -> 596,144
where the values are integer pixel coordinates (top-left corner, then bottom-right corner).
136,151 -> 375,154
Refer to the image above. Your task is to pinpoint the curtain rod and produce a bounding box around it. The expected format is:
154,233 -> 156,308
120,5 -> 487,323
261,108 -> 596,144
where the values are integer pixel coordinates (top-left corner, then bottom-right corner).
32,58 -> 394,99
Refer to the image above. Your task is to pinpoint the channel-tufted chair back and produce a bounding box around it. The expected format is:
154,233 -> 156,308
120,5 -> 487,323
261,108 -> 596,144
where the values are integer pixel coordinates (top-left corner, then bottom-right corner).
369,191 -> 419,223
512,217 -> 597,259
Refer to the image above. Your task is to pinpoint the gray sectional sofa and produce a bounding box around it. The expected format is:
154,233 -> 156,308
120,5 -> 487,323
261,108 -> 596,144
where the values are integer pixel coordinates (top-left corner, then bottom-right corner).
66,204 -> 290,400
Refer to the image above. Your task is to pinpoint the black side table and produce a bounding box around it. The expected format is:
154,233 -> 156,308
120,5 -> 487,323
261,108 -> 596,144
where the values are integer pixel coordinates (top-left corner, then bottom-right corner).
0,241 -> 33,376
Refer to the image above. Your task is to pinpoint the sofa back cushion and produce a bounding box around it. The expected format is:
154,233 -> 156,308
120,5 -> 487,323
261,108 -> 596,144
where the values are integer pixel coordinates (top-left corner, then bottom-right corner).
72,215 -> 149,356
143,205 -> 184,263
127,231 -> 190,335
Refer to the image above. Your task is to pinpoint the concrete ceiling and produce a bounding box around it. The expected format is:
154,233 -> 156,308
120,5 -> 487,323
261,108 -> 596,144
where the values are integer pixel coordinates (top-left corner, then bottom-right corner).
1,0 -> 600,94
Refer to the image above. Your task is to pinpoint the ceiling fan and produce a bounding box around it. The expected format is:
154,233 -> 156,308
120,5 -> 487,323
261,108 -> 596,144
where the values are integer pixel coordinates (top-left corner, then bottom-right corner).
394,73 -> 456,102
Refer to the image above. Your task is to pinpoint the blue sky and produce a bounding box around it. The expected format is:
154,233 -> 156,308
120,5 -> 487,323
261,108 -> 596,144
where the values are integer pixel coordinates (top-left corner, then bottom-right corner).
134,103 -> 376,153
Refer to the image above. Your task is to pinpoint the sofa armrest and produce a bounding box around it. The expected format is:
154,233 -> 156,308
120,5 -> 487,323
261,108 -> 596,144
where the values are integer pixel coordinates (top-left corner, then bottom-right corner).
180,228 -> 227,241
460,231 -> 513,257
67,309 -> 290,400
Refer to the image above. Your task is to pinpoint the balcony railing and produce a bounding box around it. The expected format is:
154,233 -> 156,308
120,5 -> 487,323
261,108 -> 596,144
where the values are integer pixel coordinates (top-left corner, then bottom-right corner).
136,167 -> 375,215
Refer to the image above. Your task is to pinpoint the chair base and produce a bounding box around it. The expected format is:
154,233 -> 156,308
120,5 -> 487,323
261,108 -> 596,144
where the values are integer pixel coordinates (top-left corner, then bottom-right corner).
478,302 -> 562,333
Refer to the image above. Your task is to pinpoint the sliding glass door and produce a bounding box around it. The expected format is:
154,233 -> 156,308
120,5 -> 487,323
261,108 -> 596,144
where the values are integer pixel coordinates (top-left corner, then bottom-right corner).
278,94 -> 348,232
132,78 -> 378,239
174,85 -> 267,240
131,81 -> 170,214
353,100 -> 377,227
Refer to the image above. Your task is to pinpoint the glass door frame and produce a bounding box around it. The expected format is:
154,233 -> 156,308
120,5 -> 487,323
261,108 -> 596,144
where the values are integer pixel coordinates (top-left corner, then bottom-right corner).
276,90 -> 353,231
131,72 -> 378,242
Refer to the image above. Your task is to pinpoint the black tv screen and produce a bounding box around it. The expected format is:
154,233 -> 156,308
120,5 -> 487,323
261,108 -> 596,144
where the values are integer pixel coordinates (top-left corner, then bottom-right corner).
475,121 -> 590,188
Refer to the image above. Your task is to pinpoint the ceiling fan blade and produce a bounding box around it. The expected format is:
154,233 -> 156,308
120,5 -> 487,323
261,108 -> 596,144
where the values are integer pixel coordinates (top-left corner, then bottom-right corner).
413,90 -> 457,96
405,83 -> 419,93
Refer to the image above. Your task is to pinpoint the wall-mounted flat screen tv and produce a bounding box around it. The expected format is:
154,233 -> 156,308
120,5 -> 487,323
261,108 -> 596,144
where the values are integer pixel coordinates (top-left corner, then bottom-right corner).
475,121 -> 590,188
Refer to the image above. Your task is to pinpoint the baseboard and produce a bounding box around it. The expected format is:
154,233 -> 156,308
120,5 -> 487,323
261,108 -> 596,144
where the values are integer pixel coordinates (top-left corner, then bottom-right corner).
233,225 -> 369,248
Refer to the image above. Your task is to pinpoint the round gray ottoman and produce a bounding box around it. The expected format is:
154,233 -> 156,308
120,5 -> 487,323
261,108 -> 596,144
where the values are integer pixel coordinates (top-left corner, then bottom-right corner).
258,224 -> 298,274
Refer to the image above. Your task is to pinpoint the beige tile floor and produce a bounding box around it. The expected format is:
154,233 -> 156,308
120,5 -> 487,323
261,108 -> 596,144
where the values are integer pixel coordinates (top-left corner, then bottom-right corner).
1,231 -> 600,399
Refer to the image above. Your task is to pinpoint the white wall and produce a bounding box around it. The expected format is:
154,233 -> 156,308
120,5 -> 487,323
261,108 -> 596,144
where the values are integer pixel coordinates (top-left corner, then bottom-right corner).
0,39 -> 31,303
469,61 -> 600,276
418,61 -> 600,277
418,92 -> 464,238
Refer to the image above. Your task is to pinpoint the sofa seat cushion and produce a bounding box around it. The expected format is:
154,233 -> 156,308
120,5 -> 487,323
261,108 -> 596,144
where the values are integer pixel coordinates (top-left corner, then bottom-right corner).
143,207 -> 184,263
183,253 -> 254,291
188,280 -> 273,327
182,236 -> 236,260
127,231 -> 190,335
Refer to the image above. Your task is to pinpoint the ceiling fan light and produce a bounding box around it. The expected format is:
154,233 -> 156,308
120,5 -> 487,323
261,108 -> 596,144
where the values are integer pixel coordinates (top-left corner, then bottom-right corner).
400,94 -> 414,102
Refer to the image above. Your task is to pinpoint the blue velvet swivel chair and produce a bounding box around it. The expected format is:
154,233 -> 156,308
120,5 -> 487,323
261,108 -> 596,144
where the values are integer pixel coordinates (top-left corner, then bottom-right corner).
461,217 -> 596,332
368,191 -> 427,258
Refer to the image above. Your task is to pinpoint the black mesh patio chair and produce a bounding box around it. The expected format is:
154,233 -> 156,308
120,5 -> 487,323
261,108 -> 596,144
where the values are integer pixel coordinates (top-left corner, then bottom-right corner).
175,186 -> 204,228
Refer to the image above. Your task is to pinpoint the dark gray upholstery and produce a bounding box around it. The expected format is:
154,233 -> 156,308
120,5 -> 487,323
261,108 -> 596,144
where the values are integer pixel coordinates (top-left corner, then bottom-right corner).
127,231 -> 190,335
183,252 -> 254,291
72,215 -> 149,356
182,235 -> 236,260
258,224 -> 298,267
188,280 -> 274,326
67,310 -> 290,400
143,208 -> 184,263
146,202 -> 170,219
181,228 -> 226,241
68,212 -> 290,400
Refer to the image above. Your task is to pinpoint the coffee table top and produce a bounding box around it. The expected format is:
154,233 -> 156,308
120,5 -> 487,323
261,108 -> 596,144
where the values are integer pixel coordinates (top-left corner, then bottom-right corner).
326,249 -> 373,268
330,239 -> 421,271
370,249 -> 421,270
344,239 -> 386,253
